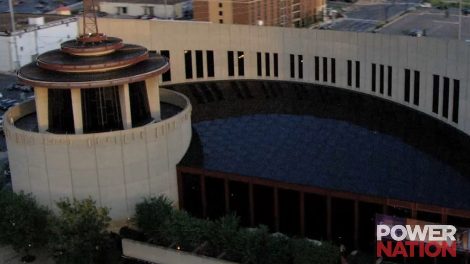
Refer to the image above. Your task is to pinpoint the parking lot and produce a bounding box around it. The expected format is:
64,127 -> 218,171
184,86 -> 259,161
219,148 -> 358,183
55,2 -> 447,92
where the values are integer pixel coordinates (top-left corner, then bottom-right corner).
379,8 -> 470,39
323,0 -> 421,32
0,0 -> 81,14
0,73 -> 34,152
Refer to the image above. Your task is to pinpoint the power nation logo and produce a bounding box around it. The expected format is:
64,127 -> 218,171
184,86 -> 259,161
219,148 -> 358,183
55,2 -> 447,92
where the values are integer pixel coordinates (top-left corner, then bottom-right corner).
376,224 -> 457,257
375,214 -> 470,259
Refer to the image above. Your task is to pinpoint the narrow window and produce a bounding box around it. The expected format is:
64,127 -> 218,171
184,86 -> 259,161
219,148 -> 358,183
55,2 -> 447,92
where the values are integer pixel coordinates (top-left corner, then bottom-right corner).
195,50 -> 204,78
331,58 -> 336,83
355,61 -> 360,88
257,52 -> 262,77
322,57 -> 327,82
404,69 -> 410,102
443,77 -> 450,118
379,64 -> 384,94
432,75 -> 439,114
237,51 -> 244,76
290,54 -> 295,78
347,60 -> 352,86
161,50 -> 171,82
413,70 -> 420,106
227,51 -> 234,77
265,53 -> 270,77
371,63 -> 376,92
273,53 -> 278,77
314,56 -> 319,81
298,55 -> 303,79
206,50 -> 214,77
387,66 -> 392,96
453,79 -> 460,123
184,50 -> 192,79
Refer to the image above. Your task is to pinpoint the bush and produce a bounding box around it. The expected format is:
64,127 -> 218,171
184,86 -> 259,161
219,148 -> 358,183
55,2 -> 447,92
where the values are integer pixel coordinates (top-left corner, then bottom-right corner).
291,238 -> 340,264
134,196 -> 341,264
0,190 -> 49,256
134,196 -> 173,238
48,197 -> 111,264
160,210 -> 212,251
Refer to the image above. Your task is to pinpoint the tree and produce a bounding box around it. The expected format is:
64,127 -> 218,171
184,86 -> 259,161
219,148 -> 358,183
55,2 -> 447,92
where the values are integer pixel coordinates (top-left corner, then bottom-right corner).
0,190 -> 49,261
48,197 -> 111,264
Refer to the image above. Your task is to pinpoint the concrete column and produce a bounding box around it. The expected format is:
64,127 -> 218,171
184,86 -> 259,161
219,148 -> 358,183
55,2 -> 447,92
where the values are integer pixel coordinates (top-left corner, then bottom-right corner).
119,84 -> 132,129
145,77 -> 161,121
34,87 -> 48,133
71,89 -> 83,134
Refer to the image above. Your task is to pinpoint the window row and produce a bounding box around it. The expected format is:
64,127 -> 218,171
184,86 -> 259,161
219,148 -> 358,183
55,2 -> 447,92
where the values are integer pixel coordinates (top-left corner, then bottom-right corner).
228,51 -> 245,77
256,52 -> 279,78
184,50 -> 215,80
290,54 -> 304,79
314,56 -> 336,84
433,75 -> 460,123
347,60 -> 360,88
404,69 -> 420,106
371,63 -> 392,96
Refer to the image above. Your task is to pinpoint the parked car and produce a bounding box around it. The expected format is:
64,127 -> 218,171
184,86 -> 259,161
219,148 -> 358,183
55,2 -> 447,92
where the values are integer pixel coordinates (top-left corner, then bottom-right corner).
0,99 -> 18,111
7,83 -> 32,92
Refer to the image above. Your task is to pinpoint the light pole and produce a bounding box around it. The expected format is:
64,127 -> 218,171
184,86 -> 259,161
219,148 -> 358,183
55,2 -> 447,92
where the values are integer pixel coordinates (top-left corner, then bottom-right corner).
8,0 -> 16,32
459,0 -> 462,40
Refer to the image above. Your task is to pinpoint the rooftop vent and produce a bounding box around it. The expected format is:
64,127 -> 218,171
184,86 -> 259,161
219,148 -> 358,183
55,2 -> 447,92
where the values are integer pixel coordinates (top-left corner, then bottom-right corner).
28,17 -> 45,26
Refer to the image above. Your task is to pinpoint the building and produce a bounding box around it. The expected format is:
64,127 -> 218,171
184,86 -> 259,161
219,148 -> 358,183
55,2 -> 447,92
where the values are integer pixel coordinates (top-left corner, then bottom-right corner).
99,0 -> 192,19
5,15 -> 470,258
0,14 -> 77,72
4,13 -> 192,219
193,0 -> 325,27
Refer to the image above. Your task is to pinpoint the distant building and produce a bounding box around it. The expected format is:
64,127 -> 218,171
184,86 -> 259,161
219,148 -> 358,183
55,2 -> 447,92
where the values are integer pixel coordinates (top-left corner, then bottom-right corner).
0,14 -> 77,72
99,0 -> 192,19
193,0 -> 325,27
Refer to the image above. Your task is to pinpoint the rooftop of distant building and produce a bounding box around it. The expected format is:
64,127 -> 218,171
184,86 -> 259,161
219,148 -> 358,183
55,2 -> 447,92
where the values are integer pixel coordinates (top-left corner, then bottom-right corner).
0,13 -> 75,34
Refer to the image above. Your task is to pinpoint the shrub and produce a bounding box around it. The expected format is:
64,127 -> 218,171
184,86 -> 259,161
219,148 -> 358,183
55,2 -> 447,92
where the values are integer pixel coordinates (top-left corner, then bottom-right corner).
0,190 -> 49,256
291,238 -> 340,264
160,210 -> 212,251
133,196 -> 341,263
134,195 -> 173,238
48,197 -> 111,264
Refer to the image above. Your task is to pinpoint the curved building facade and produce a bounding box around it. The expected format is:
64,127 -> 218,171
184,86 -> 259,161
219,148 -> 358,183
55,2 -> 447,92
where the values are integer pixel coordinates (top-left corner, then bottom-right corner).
5,17 -> 470,227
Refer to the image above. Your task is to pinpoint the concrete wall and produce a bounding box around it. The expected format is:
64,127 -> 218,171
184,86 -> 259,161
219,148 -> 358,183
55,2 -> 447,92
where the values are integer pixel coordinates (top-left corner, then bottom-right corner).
4,89 -> 192,219
122,239 -> 237,264
0,19 -> 77,72
97,18 -> 470,134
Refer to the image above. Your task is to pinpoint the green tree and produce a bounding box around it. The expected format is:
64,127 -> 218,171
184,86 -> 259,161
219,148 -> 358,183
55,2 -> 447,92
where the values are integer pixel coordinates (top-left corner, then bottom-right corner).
0,190 -> 49,258
48,197 -> 111,264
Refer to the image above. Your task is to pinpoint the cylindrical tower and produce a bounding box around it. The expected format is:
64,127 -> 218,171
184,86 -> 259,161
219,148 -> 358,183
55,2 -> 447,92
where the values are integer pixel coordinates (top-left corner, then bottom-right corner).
5,14 -> 192,219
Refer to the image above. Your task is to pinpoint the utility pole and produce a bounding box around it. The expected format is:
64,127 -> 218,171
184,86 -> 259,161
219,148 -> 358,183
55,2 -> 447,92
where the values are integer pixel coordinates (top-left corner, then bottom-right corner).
459,0 -> 462,40
164,0 -> 168,19
8,0 -> 15,32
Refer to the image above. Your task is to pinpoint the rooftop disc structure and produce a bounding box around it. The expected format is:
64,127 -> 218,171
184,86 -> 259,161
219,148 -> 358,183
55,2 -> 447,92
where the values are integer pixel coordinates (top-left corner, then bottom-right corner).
17,1 -> 169,134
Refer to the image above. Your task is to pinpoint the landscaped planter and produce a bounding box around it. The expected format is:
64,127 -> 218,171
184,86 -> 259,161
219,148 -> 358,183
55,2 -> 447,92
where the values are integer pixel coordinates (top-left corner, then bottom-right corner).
122,238 -> 238,264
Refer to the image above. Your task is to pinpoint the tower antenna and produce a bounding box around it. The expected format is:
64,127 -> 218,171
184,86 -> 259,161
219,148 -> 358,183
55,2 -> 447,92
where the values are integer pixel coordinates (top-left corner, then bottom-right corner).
79,0 -> 106,43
